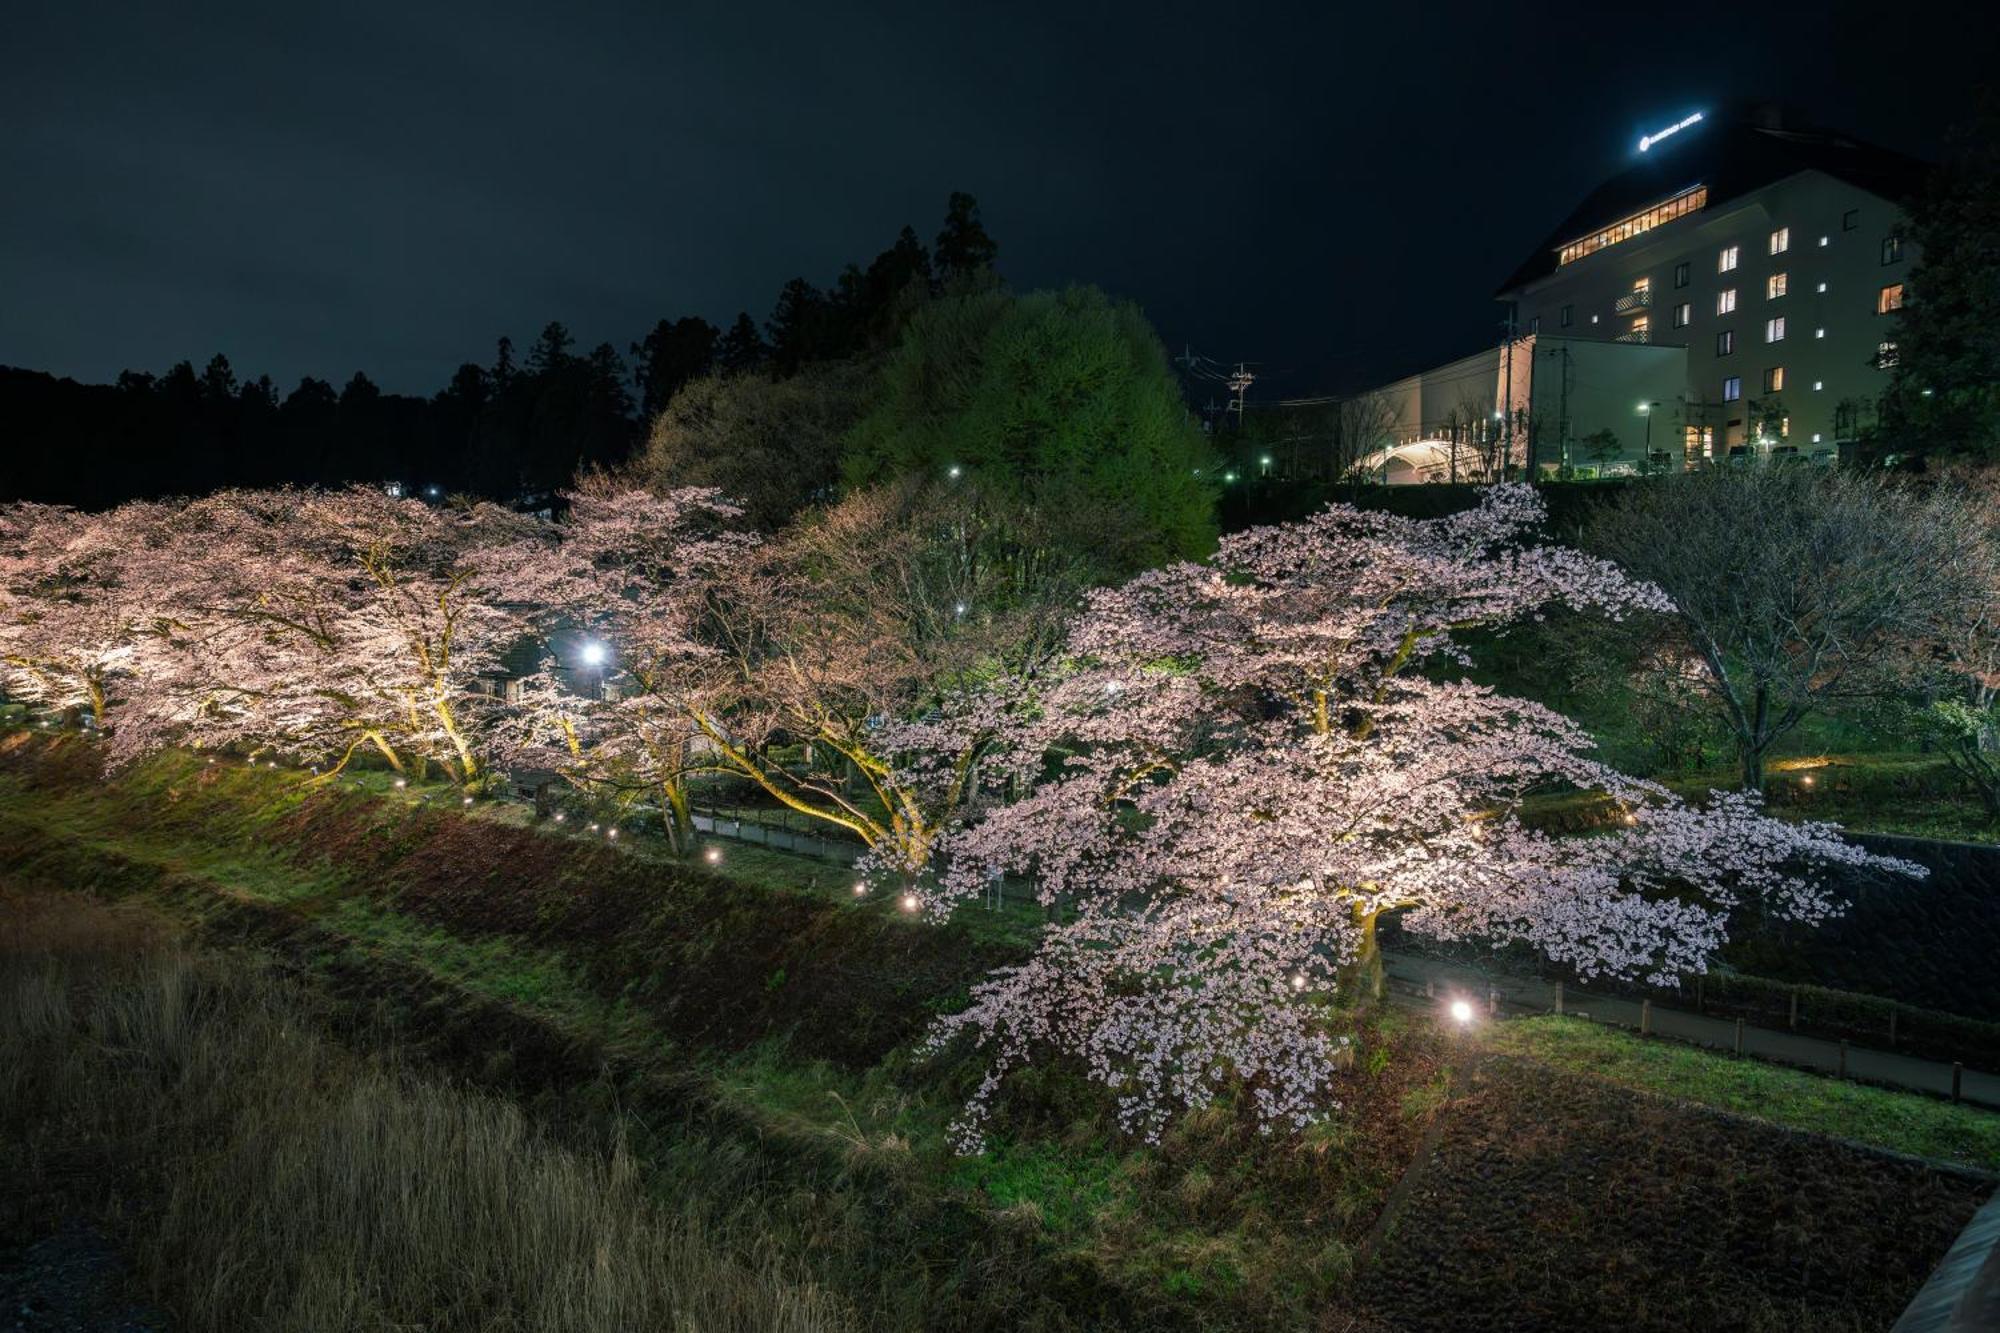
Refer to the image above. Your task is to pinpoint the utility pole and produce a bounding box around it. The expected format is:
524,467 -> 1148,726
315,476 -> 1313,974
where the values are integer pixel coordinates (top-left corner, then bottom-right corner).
1228,363 -> 1255,435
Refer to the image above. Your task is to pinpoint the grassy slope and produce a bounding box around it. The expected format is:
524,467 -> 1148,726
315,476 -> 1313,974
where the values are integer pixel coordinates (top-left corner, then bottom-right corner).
3,731 -> 1994,1330
1494,1016 -> 2000,1170
0,734 -> 1446,1330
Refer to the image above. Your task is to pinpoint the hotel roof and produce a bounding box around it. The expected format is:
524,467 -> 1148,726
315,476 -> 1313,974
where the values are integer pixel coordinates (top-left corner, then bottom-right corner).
1497,109 -> 1930,297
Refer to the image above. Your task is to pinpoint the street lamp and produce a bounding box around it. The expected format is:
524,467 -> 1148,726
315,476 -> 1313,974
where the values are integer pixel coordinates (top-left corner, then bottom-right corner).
1638,401 -> 1661,471
578,639 -> 609,697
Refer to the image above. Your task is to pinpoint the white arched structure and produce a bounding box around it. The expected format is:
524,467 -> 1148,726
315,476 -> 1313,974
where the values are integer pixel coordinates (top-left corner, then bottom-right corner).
1357,439 -> 1495,486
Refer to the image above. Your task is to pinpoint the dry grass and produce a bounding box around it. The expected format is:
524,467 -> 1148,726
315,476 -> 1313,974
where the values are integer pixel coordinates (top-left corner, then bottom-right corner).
0,888 -> 858,1333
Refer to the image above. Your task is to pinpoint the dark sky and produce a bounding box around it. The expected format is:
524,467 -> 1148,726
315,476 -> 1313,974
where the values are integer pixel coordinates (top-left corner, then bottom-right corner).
2,0 -> 1989,401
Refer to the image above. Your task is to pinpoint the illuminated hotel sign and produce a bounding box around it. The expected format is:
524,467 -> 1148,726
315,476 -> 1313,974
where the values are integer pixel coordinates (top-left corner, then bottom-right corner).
1639,112 -> 1703,152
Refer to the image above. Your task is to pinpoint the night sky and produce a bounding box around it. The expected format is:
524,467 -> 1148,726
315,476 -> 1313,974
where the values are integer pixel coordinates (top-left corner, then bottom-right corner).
2,0 -> 1989,401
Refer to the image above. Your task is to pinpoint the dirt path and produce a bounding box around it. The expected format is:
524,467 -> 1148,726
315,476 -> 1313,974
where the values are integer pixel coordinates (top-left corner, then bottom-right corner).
0,1223 -> 169,1332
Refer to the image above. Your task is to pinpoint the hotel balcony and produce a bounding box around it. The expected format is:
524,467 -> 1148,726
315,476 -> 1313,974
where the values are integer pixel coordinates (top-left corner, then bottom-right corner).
1613,289 -> 1652,315
1614,328 -> 1652,344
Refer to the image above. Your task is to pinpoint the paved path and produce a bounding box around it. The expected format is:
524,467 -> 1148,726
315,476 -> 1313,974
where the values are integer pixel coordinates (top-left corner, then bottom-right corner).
1381,951 -> 2000,1109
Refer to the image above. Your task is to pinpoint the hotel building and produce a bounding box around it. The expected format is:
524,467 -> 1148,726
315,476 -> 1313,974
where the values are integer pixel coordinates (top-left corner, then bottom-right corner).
1352,107 -> 1928,481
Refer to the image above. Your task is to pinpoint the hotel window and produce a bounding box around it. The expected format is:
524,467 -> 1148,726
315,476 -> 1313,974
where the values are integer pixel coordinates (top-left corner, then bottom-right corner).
1555,185 -> 1708,265
1528,315 -> 1541,334
1766,316 -> 1786,343
1877,340 -> 1900,367
1816,281 -> 1827,293
1719,244 -> 1740,273
1674,261 -> 1690,288
1673,301 -> 1692,328
1815,327 -> 1826,338
1560,304 -> 1573,328
1724,376 -> 1742,402
1843,208 -> 1860,231
1717,329 -> 1735,356
1881,235 -> 1904,264
1813,379 -> 1823,391
1767,272 -> 1787,299
1769,227 -> 1789,255
1878,283 -> 1905,313
1716,288 -> 1737,315
1764,366 -> 1785,393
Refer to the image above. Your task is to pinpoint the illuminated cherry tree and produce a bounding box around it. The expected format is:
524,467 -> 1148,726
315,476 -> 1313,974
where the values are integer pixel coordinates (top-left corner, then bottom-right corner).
0,501 -> 178,737
492,485 -> 753,850
119,488 -> 544,785
913,485 -> 1923,1150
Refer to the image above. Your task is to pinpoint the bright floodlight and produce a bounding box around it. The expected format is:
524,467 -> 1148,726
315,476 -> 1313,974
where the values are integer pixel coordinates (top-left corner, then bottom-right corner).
704,846 -> 722,864
579,640 -> 608,667
947,464 -> 962,479
1449,998 -> 1475,1024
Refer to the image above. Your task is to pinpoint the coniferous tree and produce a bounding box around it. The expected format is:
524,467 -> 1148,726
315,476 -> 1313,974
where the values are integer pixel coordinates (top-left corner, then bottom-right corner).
631,316 -> 718,420
716,312 -> 769,373
934,191 -> 999,289
766,279 -> 836,375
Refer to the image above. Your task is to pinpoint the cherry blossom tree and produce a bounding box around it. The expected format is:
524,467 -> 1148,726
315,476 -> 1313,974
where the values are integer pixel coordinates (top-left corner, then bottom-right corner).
0,501 -> 179,737
491,483 -> 753,851
124,488 -> 545,785
909,485 -> 1924,1150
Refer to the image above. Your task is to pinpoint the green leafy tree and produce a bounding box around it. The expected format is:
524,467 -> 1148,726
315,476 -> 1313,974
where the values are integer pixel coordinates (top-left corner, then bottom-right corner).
626,360 -> 869,532
844,286 -> 1217,576
1580,427 -> 1622,468
1879,92 -> 2000,462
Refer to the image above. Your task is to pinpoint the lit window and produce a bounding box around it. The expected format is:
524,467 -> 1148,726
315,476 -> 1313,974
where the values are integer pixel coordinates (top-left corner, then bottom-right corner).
1881,235 -> 1904,264
1591,314 -> 1600,324
1719,244 -> 1740,273
1767,273 -> 1787,299
1560,304 -> 1573,328
1842,209 -> 1860,231
1556,185 -> 1709,265
1878,283 -> 1905,313
1673,301 -> 1692,328
1812,432 -> 1822,443
1769,227 -> 1790,255
1674,261 -> 1690,288
1766,317 -> 1786,343
1723,376 -> 1742,402
1815,327 -> 1826,339
1717,330 -> 1735,356
1877,340 -> 1899,367
1764,366 -> 1786,393
1634,276 -> 1651,293
1818,235 -> 1829,247
1813,380 -> 1823,390
1716,288 -> 1737,315
1816,281 -> 1827,293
